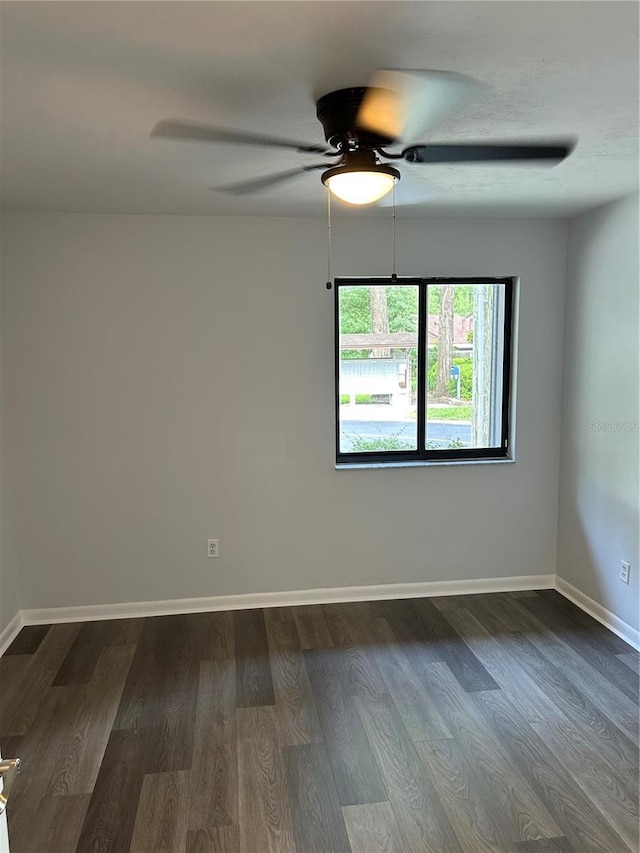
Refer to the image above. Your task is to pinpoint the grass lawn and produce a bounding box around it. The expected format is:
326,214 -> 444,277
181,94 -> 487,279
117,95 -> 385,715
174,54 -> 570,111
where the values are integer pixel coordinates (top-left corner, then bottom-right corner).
340,394 -> 375,405
427,406 -> 472,421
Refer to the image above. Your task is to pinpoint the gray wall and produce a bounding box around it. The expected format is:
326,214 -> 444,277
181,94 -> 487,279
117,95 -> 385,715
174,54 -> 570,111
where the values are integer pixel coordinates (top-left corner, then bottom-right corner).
0,262 -> 20,633
1,212 -> 568,615
557,194 -> 639,630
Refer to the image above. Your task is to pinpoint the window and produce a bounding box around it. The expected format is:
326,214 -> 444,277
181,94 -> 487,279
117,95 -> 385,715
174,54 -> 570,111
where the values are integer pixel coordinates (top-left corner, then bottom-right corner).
335,277 -> 514,464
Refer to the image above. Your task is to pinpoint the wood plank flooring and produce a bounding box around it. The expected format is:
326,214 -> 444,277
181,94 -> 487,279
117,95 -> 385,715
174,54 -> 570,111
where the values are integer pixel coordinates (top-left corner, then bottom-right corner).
0,590 -> 638,852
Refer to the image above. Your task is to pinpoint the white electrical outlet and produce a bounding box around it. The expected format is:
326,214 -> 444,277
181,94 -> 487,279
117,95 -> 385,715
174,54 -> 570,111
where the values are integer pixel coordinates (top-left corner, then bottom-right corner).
207,539 -> 219,558
620,560 -> 630,584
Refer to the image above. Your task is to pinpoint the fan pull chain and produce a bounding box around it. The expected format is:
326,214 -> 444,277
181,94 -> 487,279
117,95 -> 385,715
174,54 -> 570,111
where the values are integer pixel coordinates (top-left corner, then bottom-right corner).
326,186 -> 333,289
391,183 -> 397,281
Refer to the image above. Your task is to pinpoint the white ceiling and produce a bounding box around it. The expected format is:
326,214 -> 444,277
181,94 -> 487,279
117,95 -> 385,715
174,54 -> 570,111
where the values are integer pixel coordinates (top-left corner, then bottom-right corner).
1,1 -> 638,217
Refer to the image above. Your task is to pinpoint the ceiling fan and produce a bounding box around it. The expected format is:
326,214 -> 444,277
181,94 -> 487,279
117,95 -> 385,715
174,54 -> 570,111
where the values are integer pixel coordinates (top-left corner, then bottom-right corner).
151,70 -> 575,206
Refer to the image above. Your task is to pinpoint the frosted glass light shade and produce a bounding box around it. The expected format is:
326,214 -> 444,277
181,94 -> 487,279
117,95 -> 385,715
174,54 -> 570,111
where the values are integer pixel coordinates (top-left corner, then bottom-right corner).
325,170 -> 397,205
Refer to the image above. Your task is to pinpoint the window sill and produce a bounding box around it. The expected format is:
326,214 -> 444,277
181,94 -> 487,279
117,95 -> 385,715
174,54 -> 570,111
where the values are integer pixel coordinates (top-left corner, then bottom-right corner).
335,457 -> 515,470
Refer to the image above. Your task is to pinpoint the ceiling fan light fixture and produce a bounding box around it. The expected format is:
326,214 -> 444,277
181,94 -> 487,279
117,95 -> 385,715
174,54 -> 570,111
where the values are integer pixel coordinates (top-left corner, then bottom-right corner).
322,163 -> 400,205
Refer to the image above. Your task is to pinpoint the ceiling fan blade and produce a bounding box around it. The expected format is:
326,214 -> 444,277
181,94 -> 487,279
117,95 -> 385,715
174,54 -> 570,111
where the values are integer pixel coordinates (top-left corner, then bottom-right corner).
151,119 -> 329,155
402,141 -> 575,164
212,164 -> 327,195
357,70 -> 484,142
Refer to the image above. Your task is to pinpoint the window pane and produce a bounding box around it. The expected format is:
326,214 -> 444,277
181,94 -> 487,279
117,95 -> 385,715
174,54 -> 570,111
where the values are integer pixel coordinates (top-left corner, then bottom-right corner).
426,283 -> 506,450
338,284 -> 419,454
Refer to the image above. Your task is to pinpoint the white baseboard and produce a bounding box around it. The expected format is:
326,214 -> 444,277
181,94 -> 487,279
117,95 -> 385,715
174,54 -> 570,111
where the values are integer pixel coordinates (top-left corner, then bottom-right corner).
6,574 -> 638,654
0,611 -> 24,657
555,576 -> 640,651
20,574 -> 555,627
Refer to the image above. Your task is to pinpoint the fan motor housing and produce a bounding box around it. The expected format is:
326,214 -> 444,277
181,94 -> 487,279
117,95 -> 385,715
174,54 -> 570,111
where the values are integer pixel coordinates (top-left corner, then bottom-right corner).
316,87 -> 396,150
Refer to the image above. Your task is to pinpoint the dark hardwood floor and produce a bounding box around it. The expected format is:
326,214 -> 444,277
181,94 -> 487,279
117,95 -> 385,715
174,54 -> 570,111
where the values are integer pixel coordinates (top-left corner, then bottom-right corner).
0,590 -> 638,852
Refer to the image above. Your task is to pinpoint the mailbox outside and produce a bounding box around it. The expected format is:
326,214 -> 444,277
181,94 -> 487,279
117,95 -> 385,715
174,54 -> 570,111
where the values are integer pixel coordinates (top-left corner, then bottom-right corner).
450,364 -> 462,399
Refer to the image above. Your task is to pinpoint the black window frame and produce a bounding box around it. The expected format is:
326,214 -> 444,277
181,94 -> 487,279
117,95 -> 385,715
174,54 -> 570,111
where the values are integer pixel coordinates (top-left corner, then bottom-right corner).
334,276 -> 514,465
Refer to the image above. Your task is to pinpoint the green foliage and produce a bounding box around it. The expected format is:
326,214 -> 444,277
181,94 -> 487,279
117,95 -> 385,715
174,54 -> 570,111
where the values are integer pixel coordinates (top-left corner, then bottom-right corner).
347,435 -> 413,451
427,362 -> 436,390
340,285 -> 474,338
346,423 -> 413,452
339,286 -> 418,335
339,285 -> 418,360
342,350 -> 371,360
346,428 -> 467,453
339,287 -> 371,359
427,285 -> 475,317
387,287 -> 418,332
426,437 -> 467,450
339,285 -> 475,400
339,287 -> 371,334
428,357 -> 473,400
454,287 -> 474,317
